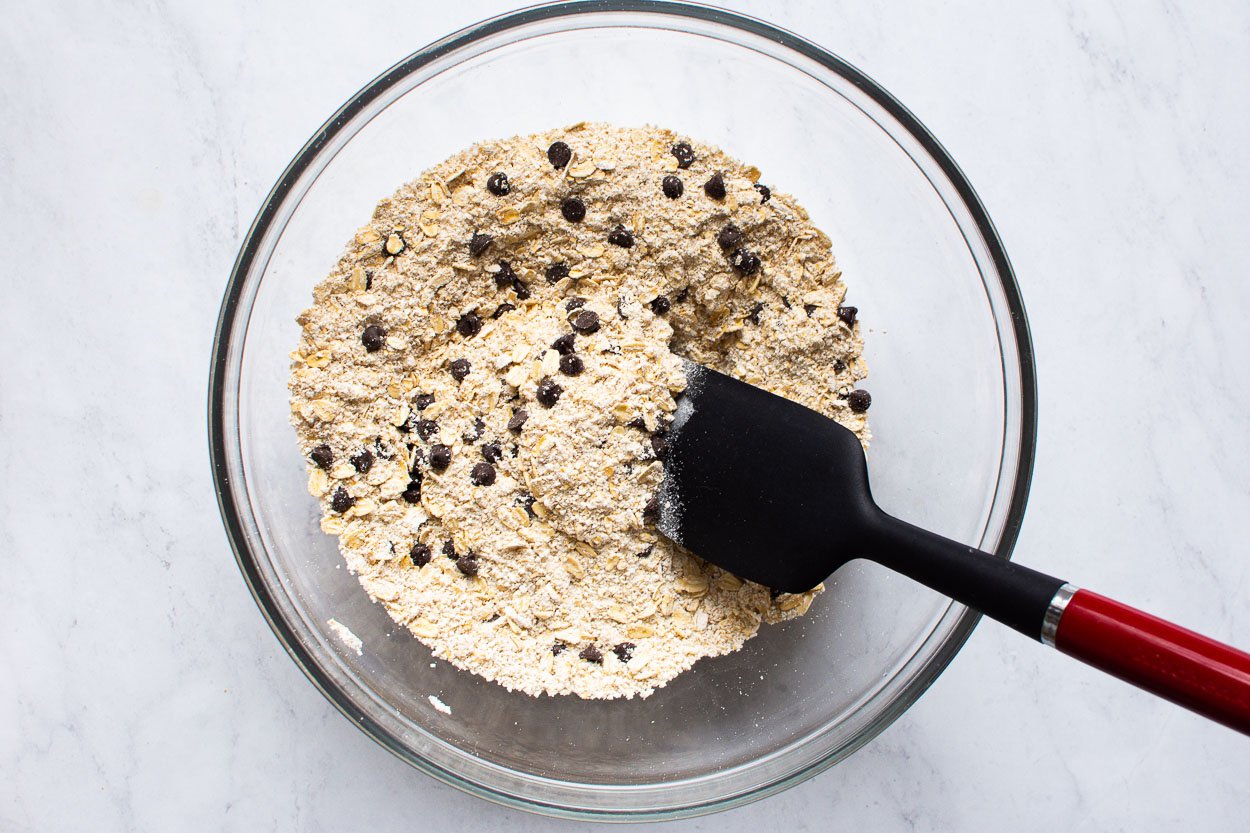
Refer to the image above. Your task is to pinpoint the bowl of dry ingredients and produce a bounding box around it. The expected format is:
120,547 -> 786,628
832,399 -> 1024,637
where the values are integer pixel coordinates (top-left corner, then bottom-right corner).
209,1 -> 1036,820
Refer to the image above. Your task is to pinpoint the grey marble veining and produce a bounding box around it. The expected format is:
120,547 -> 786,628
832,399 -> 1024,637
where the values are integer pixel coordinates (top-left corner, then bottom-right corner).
2,1 -> 1248,830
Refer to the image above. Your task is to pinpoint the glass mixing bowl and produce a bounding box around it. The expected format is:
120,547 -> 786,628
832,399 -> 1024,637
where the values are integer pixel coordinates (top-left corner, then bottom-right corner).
209,0 -> 1036,820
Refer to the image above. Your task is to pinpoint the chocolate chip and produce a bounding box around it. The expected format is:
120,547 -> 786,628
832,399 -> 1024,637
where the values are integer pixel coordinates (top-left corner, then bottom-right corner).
565,297 -> 586,311
560,196 -> 586,222
494,260 -> 517,290
545,262 -> 569,284
607,224 -> 634,247
350,448 -> 374,474
455,553 -> 479,577
486,172 -> 511,196
401,481 -> 422,504
449,358 -> 471,382
834,359 -> 847,373
462,417 -> 485,443
754,182 -> 771,203
649,295 -> 671,315
643,497 -> 660,525
551,333 -> 576,355
536,377 -> 563,407
552,642 -> 567,656
579,644 -> 603,664
362,324 -> 386,352
429,444 -> 452,471
650,432 -> 669,459
469,232 -> 493,257
626,417 -> 647,431
804,303 -> 817,317
512,279 -> 531,300
309,444 -> 333,470
408,450 -> 425,474
747,302 -> 765,325
372,437 -> 392,459
848,390 -> 872,413
703,172 -> 726,200
559,354 -> 584,376
409,543 -> 431,567
364,269 -> 373,290
416,419 -> 439,441
482,443 -> 502,463
456,311 -> 482,337
662,175 -> 684,199
716,223 -> 742,249
636,545 -> 654,558
838,305 -> 858,327
414,393 -> 435,410
671,142 -> 695,169
612,642 -> 635,663
547,140 -> 572,169
470,462 -> 496,486
330,487 -> 354,514
443,539 -> 457,559
730,248 -> 761,276
507,409 -> 529,432
383,232 -> 405,257
781,295 -> 792,309
674,286 -> 690,304
571,310 -> 600,334
491,302 -> 515,319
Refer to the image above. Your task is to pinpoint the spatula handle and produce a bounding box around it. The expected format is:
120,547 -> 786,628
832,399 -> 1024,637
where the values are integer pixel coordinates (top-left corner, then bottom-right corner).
1045,586 -> 1250,734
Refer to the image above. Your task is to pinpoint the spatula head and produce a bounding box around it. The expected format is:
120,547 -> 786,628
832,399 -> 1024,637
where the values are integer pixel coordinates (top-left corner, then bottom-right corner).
656,362 -> 879,593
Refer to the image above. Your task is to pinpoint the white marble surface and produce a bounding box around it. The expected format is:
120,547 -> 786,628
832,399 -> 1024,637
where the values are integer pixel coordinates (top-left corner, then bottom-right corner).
3,1 -> 1249,830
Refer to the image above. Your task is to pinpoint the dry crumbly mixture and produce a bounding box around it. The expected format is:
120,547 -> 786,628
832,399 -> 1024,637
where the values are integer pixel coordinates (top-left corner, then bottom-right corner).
289,123 -> 870,699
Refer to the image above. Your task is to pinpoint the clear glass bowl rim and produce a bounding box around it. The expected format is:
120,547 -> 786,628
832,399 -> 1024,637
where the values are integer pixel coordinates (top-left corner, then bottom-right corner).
207,0 -> 1037,820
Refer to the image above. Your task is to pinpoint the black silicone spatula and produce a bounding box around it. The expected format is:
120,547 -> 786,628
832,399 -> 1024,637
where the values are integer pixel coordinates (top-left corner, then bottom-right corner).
657,362 -> 1250,734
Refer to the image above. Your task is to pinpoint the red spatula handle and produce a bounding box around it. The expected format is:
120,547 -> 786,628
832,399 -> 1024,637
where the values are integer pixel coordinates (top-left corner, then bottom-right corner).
1050,588 -> 1250,734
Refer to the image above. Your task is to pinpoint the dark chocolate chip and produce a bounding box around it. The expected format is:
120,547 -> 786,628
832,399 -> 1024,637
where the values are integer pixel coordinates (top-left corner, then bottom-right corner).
545,262 -> 570,284
565,297 -> 586,311
536,377 -> 563,407
409,543 -> 431,567
469,232 -> 493,257
650,432 -> 669,459
559,354 -> 584,376
331,487 -> 355,514
455,553 -> 479,577
486,172 -> 511,196
462,417 -> 485,443
571,310 -> 600,334
494,260 -> 517,290
848,389 -> 872,413
364,269 -> 373,290
607,224 -> 634,248
703,172 -> 726,200
547,140 -> 572,169
612,642 -> 635,663
309,445 -> 333,470
626,417 -> 647,431
491,302 -> 515,319
649,295 -> 671,315
754,182 -> 771,203
470,462 -> 496,486
643,497 -> 661,525
512,278 -> 531,300
429,444 -> 452,471
579,644 -> 603,664
716,223 -> 742,249
443,539 -> 457,559
730,248 -> 761,276
401,481 -> 422,504
372,437 -> 392,459
636,545 -> 654,558
416,419 -> 439,441
382,232 -> 405,257
552,642 -> 567,656
833,359 -> 847,373
449,358 -> 471,382
747,302 -> 765,325
517,493 -> 536,518
362,324 -> 386,352
674,286 -> 690,304
560,196 -> 586,222
671,142 -> 695,169
482,443 -> 502,463
662,175 -> 684,199
414,393 -> 435,410
456,311 -> 482,337
507,409 -> 529,432
838,305 -> 858,327
551,333 -> 576,355
350,448 -> 374,474
781,295 -> 792,309
804,303 -> 817,317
